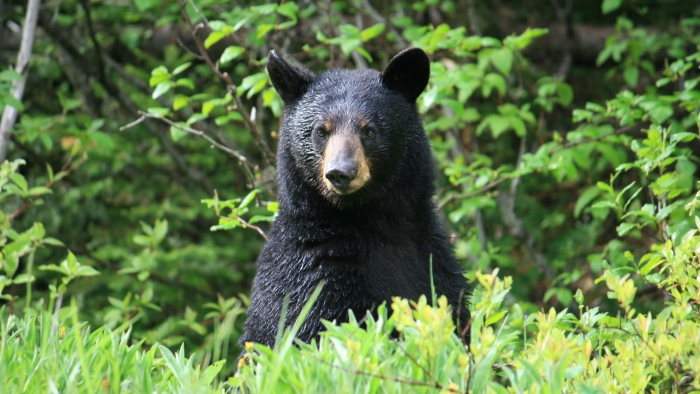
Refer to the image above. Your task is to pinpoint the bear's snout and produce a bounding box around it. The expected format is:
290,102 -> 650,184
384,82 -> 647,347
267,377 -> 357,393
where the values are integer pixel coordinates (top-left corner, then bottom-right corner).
321,133 -> 371,195
325,159 -> 358,191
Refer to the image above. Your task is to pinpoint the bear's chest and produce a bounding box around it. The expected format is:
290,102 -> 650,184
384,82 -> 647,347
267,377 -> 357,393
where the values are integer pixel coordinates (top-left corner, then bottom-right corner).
295,225 -> 432,301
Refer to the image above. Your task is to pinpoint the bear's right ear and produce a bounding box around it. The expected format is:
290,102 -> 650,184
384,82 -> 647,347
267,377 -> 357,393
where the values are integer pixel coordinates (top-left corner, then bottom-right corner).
380,47 -> 430,102
267,50 -> 314,104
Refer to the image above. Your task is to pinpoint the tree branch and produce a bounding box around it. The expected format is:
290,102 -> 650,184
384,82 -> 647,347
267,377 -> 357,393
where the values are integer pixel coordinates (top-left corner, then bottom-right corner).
121,112 -> 256,187
0,0 -> 41,162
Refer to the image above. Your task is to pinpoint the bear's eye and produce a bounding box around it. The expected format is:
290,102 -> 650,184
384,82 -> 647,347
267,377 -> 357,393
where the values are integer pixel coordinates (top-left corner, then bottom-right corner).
316,128 -> 327,137
365,128 -> 376,138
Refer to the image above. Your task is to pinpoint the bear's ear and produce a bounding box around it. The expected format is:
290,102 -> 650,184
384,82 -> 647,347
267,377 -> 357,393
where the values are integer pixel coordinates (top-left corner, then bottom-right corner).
267,50 -> 314,104
380,47 -> 430,102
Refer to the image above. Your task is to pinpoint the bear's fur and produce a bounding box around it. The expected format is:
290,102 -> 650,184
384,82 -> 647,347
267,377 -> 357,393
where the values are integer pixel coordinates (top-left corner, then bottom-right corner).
240,48 -> 470,347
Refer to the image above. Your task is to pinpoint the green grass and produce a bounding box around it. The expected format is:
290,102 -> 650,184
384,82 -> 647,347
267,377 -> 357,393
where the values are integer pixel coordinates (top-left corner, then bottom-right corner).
0,302 -> 224,394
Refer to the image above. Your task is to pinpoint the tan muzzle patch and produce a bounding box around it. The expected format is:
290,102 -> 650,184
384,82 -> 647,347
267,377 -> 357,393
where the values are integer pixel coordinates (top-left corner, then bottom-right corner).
321,133 -> 371,195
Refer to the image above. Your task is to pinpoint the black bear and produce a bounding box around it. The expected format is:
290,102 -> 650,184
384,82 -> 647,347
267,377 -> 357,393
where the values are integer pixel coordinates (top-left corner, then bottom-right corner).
239,48 -> 470,348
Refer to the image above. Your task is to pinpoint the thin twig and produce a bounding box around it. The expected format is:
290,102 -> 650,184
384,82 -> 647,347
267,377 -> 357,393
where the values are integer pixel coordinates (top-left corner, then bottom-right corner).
550,126 -> 630,153
396,343 -> 443,389
437,177 -> 510,211
217,213 -> 268,241
175,37 -> 205,60
120,112 -> 256,186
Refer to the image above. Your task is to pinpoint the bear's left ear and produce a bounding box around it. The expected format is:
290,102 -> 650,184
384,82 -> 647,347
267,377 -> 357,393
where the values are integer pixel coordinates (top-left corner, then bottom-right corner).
267,50 -> 315,103
380,47 -> 430,102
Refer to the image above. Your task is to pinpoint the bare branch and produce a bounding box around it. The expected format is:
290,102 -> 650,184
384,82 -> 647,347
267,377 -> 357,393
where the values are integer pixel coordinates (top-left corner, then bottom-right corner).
437,177 -> 509,211
120,112 -> 257,186
550,125 -> 630,153
0,0 -> 42,162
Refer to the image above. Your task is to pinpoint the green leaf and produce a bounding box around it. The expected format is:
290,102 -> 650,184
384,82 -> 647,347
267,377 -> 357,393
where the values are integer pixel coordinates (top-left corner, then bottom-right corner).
355,47 -> 372,62
338,24 -> 360,37
3,95 -> 23,111
74,265 -> 100,277
251,3 -> 277,14
623,67 -> 639,87
170,126 -> 189,142
0,70 -> 22,81
10,173 -> 28,192
276,2 -> 299,20
602,0 -> 622,14
484,73 -> 506,96
202,100 -> 218,116
220,46 -> 244,64
267,202 -> 279,213
152,81 -> 172,99
186,113 -> 207,125
3,241 -> 30,276
557,83 -> 574,106
256,24 -> 276,39
509,116 -> 526,136
147,107 -> 170,117
175,78 -> 195,90
43,237 -> 65,247
173,95 -> 189,111
149,66 -> 169,87
153,219 -> 168,244
228,111 -> 243,121
133,0 -> 159,12
649,105 -> 673,124
616,222 -> 635,236
172,62 -> 191,76
656,77 -> 670,87
316,30 -> 329,43
477,115 -> 510,138
204,31 -> 228,49
133,234 -> 152,246
360,23 -> 385,42
89,131 -> 115,150
655,205 -> 674,220
490,48 -> 513,75
27,186 -> 53,196
596,181 -> 614,194
240,190 -> 257,208
670,132 -> 697,143
249,215 -> 274,224
12,273 -> 35,284
575,187 -> 600,218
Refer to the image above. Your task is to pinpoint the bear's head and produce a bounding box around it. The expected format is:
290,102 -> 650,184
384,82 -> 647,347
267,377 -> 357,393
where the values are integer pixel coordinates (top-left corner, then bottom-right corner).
268,48 -> 430,207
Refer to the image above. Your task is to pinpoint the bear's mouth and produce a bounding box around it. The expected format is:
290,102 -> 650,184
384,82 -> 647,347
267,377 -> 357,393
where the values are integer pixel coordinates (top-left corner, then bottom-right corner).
324,181 -> 363,195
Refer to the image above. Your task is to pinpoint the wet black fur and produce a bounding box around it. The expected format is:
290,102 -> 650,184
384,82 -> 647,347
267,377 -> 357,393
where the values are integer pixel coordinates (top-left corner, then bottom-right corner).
240,48 -> 470,347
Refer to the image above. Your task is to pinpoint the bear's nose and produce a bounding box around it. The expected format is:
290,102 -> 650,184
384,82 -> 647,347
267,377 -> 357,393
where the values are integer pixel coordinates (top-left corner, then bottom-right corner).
325,160 -> 357,190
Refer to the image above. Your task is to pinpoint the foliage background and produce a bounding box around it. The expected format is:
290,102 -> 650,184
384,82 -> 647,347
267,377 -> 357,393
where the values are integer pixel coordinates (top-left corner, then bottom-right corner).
0,0 -> 699,391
